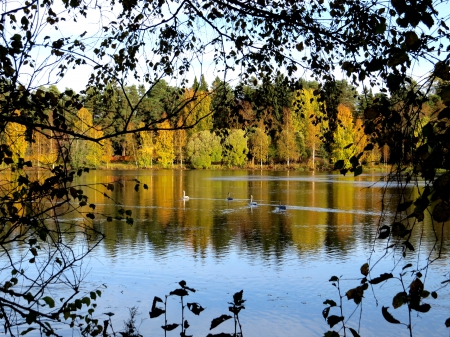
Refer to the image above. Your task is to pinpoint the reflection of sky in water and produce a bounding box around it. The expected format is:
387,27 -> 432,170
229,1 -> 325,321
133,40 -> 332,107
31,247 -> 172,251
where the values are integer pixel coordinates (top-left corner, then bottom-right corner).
5,170 -> 449,337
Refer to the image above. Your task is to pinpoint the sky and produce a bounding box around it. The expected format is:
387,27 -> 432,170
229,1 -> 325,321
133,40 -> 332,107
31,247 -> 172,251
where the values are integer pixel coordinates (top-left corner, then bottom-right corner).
13,0 -> 450,94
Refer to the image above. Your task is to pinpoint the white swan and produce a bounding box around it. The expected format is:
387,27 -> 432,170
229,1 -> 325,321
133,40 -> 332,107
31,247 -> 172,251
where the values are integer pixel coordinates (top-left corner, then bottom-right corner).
183,190 -> 189,200
249,195 -> 257,206
227,192 -> 233,201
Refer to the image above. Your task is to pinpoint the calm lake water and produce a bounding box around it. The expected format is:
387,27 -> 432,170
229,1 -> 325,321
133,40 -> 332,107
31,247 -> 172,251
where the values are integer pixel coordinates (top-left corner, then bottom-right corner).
8,170 -> 450,336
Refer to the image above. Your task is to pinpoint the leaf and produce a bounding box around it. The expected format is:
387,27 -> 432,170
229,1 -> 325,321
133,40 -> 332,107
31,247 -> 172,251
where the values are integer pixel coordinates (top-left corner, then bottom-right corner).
403,241 -> 415,251
378,225 -> 390,239
360,263 -> 369,276
20,327 -> 36,335
210,314 -> 232,330
432,202 -> 450,222
410,278 -> 424,295
42,296 -> 55,308
324,331 -> 340,337
382,306 -> 400,324
348,327 -> 361,337
187,302 -> 205,315
322,307 -> 330,320
334,160 -> 345,170
445,317 -> 450,328
323,299 -> 337,307
369,273 -> 393,285
413,303 -> 431,313
161,323 -> 179,331
143,184 -> 148,190
397,200 -> 413,212
402,263 -> 412,270
329,276 -> 339,282
149,307 -> 165,318
170,288 -> 189,297
354,166 -> 363,177
432,291 -> 438,299
233,290 -> 244,305
327,315 -> 344,328
344,143 -> 353,149
392,292 -> 407,309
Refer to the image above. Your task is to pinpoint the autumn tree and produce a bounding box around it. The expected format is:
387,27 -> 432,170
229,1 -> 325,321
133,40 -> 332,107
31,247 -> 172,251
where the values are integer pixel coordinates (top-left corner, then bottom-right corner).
154,119 -> 175,168
248,127 -> 271,168
223,129 -> 249,167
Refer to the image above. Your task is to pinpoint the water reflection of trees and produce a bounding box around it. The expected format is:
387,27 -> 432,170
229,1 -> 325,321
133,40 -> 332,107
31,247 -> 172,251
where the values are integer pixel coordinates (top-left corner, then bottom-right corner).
74,171 -> 449,262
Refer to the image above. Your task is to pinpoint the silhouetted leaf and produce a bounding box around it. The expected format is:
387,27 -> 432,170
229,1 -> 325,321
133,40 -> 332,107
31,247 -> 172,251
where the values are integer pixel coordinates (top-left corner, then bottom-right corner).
354,166 -> 363,177
432,202 -> 450,222
149,307 -> 165,318
413,303 -> 431,313
162,323 -> 179,331
20,327 -> 36,335
402,263 -> 412,270
143,184 -> 148,190
170,288 -> 189,297
327,315 -> 344,328
344,143 -> 353,149
324,331 -> 340,337
392,292 -> 407,309
206,333 -> 233,337
382,306 -> 400,324
348,328 -> 361,337
329,276 -> 339,282
431,291 -> 438,299
210,315 -> 232,330
369,273 -> 393,284
334,160 -> 345,170
403,241 -> 415,251
445,317 -> 450,327
323,299 -> 337,307
360,263 -> 369,276
364,143 -> 374,151
322,307 -> 330,319
42,296 -> 55,308
410,278 -> 424,295
233,290 -> 245,305
378,225 -> 390,239
187,302 -> 205,315
397,200 -> 413,212
438,107 -> 450,120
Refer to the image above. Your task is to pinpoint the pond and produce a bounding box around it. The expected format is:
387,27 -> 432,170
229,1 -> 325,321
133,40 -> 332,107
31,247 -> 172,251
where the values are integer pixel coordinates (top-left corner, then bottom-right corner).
10,169 -> 450,337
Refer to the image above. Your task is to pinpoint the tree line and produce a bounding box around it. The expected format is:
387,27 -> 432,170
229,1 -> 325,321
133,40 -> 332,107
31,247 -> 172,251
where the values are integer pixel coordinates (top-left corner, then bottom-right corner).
9,76 -> 446,171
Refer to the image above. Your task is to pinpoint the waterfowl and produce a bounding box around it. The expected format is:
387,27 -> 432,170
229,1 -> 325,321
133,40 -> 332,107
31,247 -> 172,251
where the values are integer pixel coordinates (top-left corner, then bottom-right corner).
227,192 -> 233,201
277,201 -> 286,211
183,191 -> 189,200
249,195 -> 257,206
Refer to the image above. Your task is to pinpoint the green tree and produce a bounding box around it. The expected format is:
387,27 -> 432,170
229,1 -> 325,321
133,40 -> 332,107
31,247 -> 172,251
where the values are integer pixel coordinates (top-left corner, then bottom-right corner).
248,127 -> 270,168
186,131 -> 222,169
72,108 -> 105,168
223,129 -> 248,167
154,119 -> 175,168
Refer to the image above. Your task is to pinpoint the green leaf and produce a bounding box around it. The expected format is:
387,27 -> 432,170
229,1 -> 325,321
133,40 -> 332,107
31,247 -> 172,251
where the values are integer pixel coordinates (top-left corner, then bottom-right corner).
42,296 -> 55,308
